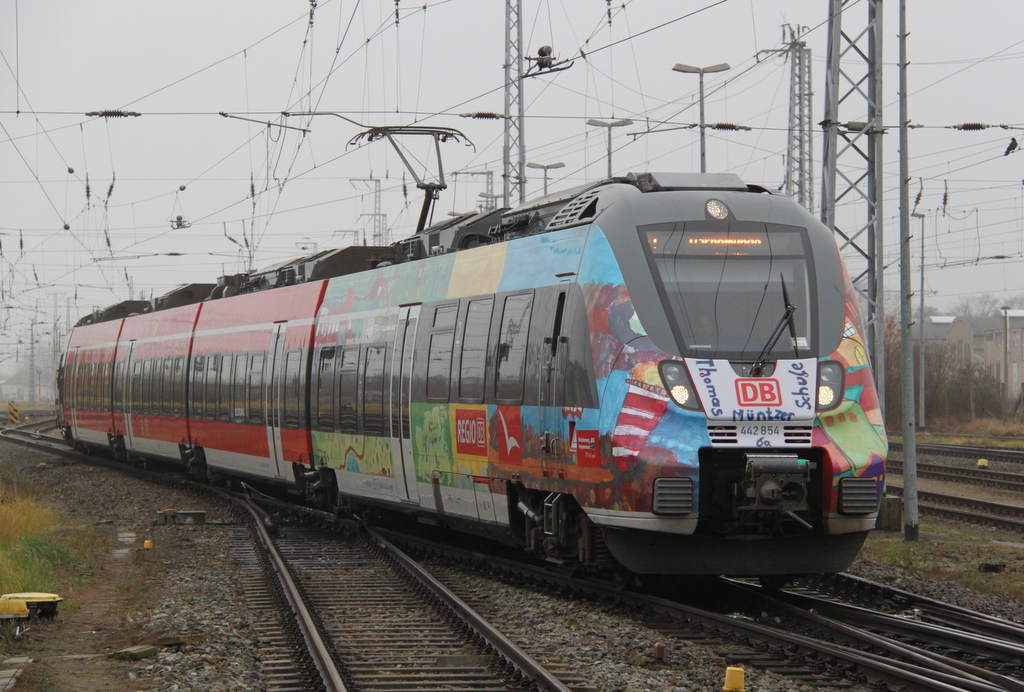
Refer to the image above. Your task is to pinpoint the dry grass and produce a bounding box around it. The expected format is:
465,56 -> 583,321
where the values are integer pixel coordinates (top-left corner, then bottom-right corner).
891,418 -> 1024,448
862,519 -> 1024,603
0,478 -> 75,595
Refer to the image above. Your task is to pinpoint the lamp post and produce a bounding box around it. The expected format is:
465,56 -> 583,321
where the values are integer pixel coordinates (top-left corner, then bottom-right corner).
477,192 -> 502,212
585,119 -> 633,178
1003,305 -> 1012,401
912,211 -> 926,428
672,62 -> 731,173
525,161 -> 565,196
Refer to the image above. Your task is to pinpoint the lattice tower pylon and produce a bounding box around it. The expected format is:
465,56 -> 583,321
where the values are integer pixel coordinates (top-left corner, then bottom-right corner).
820,0 -> 886,414
503,0 -> 526,207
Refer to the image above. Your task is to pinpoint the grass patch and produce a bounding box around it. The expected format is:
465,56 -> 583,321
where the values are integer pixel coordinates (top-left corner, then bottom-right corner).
862,521 -> 1024,602
890,418 -> 1024,448
0,478 -> 95,596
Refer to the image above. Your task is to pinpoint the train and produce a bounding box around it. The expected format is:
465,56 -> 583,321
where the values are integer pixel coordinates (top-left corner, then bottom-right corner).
57,171 -> 887,577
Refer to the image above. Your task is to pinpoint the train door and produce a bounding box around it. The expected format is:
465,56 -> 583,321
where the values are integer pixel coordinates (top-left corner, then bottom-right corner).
539,286 -> 570,478
124,342 -> 138,451
390,305 -> 420,502
266,322 -> 288,479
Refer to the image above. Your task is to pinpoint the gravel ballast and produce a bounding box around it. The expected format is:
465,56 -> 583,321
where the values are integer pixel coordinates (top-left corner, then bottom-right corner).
4,439 -> 1024,691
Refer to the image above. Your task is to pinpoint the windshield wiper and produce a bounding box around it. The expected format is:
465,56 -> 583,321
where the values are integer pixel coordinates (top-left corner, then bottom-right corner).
749,274 -> 798,377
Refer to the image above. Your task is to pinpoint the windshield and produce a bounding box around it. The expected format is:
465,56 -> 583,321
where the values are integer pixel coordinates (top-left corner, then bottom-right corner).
639,220 -> 815,359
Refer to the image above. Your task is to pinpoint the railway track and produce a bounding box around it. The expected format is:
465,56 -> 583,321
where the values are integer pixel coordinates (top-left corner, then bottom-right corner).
890,440 -> 1024,465
720,577 -> 1024,692
887,459 -> 1024,492
13,422 -> 1024,690
388,529 -> 1022,692
886,483 -> 1024,533
0,421 -> 579,692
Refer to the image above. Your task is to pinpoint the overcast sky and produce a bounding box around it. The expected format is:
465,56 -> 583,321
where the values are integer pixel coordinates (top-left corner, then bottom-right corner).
2,0 -> 1023,358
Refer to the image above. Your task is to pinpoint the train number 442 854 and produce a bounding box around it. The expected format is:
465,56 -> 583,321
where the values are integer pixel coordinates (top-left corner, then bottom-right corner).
739,424 -> 780,437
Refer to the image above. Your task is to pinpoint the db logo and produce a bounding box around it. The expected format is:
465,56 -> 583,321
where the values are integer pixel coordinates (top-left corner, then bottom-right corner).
735,379 -> 782,406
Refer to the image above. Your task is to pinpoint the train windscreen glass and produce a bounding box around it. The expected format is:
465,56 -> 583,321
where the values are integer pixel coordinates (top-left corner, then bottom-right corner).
640,221 -> 815,359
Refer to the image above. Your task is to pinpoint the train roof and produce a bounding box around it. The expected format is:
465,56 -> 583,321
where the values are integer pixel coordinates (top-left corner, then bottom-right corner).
74,172 -> 774,327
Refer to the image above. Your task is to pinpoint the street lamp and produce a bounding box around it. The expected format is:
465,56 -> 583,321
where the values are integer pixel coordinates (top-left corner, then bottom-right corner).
525,161 -> 565,196
477,192 -> 502,211
586,119 -> 633,178
912,211 -> 926,428
672,62 -> 731,173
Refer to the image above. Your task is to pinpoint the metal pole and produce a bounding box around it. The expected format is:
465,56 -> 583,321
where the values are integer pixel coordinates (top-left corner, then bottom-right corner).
1004,308 -> 1011,401
606,127 -> 613,178
869,0 -> 886,421
914,212 -> 926,428
698,71 -> 707,173
29,318 -> 37,405
898,0 -> 918,542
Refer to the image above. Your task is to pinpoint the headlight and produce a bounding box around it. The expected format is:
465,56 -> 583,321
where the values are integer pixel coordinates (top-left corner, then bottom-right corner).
816,361 -> 844,411
659,361 -> 703,411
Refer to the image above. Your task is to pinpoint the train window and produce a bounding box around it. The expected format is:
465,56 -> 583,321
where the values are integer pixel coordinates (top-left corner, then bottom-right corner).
248,353 -> 264,425
131,361 -> 143,414
154,359 -> 164,415
141,360 -> 152,415
100,362 -> 107,409
91,362 -> 99,409
219,354 -> 233,422
158,358 -> 170,416
88,362 -> 96,408
316,348 -> 337,432
496,293 -> 533,401
154,358 -> 164,416
202,356 -> 214,421
362,345 -> 385,436
639,222 -> 814,358
83,363 -> 92,409
149,359 -> 159,415
78,363 -> 85,409
433,303 -> 458,329
172,356 -> 185,417
426,332 -> 454,401
158,358 -> 168,415
97,363 -> 106,410
283,350 -> 302,429
90,362 -> 98,408
78,363 -> 85,408
89,363 -> 95,409
191,356 -> 205,419
113,362 -> 126,413
459,298 -> 493,401
80,363 -> 88,409
233,354 -> 247,423
338,347 -> 359,434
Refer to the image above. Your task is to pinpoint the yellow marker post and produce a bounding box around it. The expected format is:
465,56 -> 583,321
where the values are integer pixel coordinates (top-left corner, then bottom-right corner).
7,401 -> 19,424
724,666 -> 745,691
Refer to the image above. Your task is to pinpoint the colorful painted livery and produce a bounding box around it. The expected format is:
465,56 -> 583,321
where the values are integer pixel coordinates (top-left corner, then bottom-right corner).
58,172 -> 886,577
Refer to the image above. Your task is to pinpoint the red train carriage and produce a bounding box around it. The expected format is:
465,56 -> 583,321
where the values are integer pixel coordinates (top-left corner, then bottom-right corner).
186,280 -> 326,481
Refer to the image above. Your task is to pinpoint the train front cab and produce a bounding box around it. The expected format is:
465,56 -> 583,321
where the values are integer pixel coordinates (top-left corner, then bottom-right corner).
562,176 -> 887,576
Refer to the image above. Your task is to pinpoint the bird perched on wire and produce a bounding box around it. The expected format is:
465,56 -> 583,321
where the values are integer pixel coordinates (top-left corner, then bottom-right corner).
1006,137 -> 1019,156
